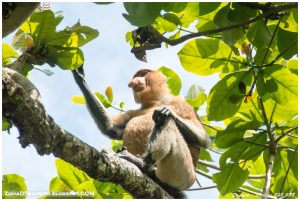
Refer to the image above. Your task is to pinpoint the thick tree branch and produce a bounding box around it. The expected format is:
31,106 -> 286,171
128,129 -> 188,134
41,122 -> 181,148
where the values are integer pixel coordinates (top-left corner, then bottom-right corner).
2,67 -> 172,199
148,3 -> 297,46
2,2 -> 40,37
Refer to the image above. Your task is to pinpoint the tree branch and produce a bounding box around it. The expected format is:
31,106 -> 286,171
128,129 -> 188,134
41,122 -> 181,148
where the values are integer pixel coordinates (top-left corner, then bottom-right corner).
2,67 -> 172,199
149,3 -> 297,46
2,2 -> 40,37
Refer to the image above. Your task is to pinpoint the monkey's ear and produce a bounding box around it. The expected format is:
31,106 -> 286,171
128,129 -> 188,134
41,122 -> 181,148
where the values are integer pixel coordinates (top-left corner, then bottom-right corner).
133,49 -> 147,63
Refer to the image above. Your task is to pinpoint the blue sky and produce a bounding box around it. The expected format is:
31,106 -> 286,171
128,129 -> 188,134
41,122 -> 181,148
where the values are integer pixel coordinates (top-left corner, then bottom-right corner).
2,2 -> 220,198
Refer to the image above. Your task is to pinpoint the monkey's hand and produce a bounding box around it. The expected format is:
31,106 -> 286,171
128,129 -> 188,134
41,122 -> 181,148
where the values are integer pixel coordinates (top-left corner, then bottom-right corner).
152,107 -> 172,127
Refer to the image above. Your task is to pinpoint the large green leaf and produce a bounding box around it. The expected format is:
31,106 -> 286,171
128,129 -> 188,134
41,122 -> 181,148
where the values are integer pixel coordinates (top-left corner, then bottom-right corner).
207,70 -> 252,121
2,174 -> 27,199
263,97 -> 297,123
247,20 -> 272,49
19,10 -> 56,47
272,149 -> 298,197
213,4 -> 244,45
185,84 -> 207,111
212,163 -> 249,195
219,133 -> 267,168
47,46 -> 84,70
280,8 -> 298,32
55,159 -> 91,190
215,118 -> 261,148
262,65 -> 298,104
157,66 -> 182,95
123,3 -> 162,26
49,177 -> 71,192
178,38 -> 242,76
227,3 -> 257,22
277,28 -> 298,60
154,13 -> 180,33
175,3 -> 200,28
199,2 -> 222,16
47,22 -> 99,47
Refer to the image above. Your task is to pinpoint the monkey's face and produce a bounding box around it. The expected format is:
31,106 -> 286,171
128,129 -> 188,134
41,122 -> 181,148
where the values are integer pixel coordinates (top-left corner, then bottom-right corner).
128,69 -> 168,104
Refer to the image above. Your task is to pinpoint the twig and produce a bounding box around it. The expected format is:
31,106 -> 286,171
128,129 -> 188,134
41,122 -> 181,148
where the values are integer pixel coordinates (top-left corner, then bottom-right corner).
261,17 -> 282,66
202,122 -> 220,131
149,3 -> 297,46
239,187 -> 276,199
195,169 -> 212,179
275,126 -> 298,143
262,40 -> 298,68
198,160 -> 220,170
244,140 -> 269,147
187,185 -> 217,191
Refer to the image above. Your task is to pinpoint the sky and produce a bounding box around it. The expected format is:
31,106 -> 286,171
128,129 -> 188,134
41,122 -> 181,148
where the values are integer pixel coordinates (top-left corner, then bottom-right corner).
2,2 -> 221,199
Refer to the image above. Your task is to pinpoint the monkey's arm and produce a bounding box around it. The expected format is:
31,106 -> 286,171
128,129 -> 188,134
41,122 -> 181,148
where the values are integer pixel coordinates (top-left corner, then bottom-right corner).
153,107 -> 211,149
72,66 -> 123,139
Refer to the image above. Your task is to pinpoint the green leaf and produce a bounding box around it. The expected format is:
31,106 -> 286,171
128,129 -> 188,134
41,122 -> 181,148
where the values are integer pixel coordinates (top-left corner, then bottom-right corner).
154,13 -> 180,33
287,59 -> 298,75
161,2 -> 187,13
119,102 -> 125,109
263,65 -> 298,104
2,174 -> 27,199
19,10 -> 57,47
199,2 -> 221,16
272,149 -> 298,197
2,44 -> 18,65
213,4 -> 244,45
49,177 -> 71,192
54,10 -> 64,26
48,22 -> 99,47
277,28 -> 298,60
47,46 -> 84,70
111,140 -> 124,152
227,3 -> 257,22
215,118 -> 261,148
280,8 -> 298,32
2,117 -> 12,131
72,96 -> 86,104
125,31 -> 134,46
178,38 -> 242,76
174,3 -> 200,28
212,163 -> 249,195
55,159 -> 91,191
207,70 -> 252,121
95,92 -> 111,108
105,86 -> 114,103
185,84 -> 207,111
263,97 -> 297,123
247,20 -> 272,49
157,66 -> 182,95
123,3 -> 162,26
219,133 -> 267,168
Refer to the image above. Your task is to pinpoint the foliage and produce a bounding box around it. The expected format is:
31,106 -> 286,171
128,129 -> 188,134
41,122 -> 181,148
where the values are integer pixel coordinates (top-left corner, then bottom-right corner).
2,2 -> 298,199
42,159 -> 132,198
123,2 -> 298,198
2,174 -> 27,199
